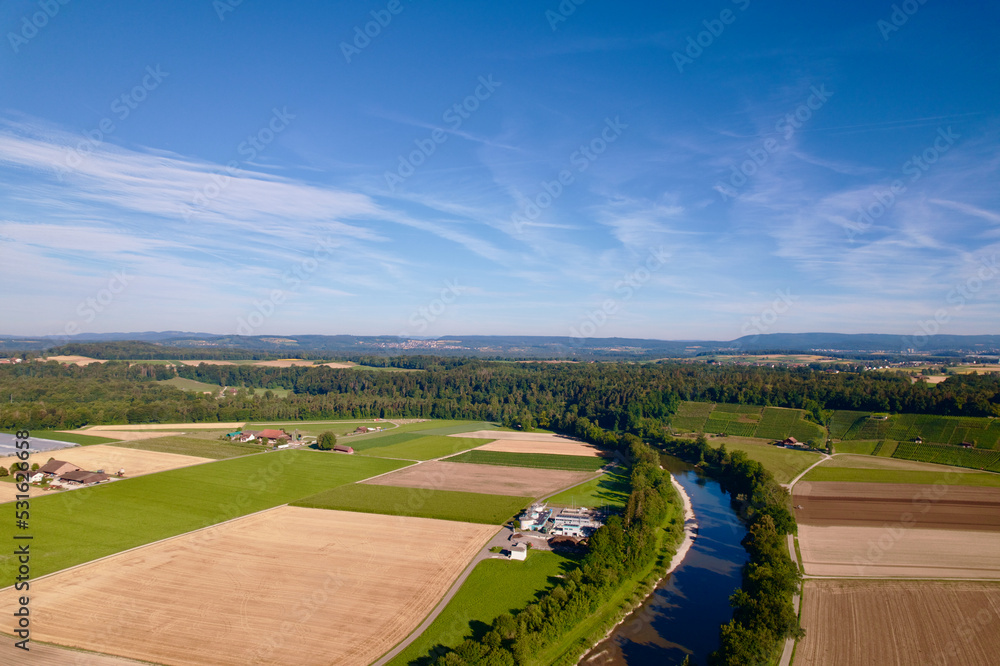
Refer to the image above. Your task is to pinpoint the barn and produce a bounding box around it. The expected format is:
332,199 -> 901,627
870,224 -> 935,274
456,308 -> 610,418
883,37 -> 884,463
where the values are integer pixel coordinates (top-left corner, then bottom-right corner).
39,460 -> 80,477
333,444 -> 354,454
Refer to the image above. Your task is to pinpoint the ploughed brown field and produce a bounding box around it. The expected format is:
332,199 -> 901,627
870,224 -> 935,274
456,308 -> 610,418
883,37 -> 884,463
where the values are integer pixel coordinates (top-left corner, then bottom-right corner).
362,460 -> 596,496
0,506 -> 496,666
797,579 -> 1000,666
794,481 -> 1000,531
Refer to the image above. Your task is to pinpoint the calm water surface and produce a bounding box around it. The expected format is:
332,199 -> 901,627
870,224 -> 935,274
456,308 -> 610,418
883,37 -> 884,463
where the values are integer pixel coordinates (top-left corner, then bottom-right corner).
580,455 -> 748,666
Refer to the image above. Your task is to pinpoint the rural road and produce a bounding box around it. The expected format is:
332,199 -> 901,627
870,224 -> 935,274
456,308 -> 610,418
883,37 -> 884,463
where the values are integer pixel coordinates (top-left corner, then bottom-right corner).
371,525 -> 513,666
779,532 -> 802,666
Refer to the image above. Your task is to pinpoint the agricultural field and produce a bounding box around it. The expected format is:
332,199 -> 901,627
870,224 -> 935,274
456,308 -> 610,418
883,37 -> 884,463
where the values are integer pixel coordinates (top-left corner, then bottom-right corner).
5,444 -> 212,479
0,507 -> 496,666
357,435 -> 493,460
445,449 -> 607,472
817,454 -> 980,474
546,467 -> 631,509
0,451 -> 410,586
362,461 -> 596,498
388,550 -> 581,666
157,375 -> 222,393
831,411 -> 1000,450
248,419 -> 399,438
793,481 -> 1000,531
293,483 -> 530,524
797,524 -> 1000,577
830,440 -> 878,455
670,401 -> 826,444
802,466 -> 1000,487
27,429 -> 118,446
453,431 -> 606,457
110,434 -> 263,459
892,441 -> 1000,472
692,435 -> 824,484
796,580 -> 1000,666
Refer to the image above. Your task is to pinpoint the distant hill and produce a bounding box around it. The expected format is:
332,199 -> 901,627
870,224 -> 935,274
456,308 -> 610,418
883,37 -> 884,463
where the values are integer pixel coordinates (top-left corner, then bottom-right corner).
1,331 -> 998,359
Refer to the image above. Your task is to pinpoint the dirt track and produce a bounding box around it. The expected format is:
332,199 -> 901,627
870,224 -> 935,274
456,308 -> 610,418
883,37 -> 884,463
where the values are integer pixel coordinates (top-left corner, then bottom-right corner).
0,507 -> 496,666
793,482 -> 1000,531
363,460 -> 594,496
797,579 -> 1000,665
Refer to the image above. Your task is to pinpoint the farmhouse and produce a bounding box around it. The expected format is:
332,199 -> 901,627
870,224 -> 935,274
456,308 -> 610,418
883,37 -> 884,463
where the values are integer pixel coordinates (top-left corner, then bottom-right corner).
257,429 -> 291,445
355,426 -> 371,434
39,460 -> 80,477
60,470 -> 110,485
235,431 -> 260,443
333,444 -> 354,454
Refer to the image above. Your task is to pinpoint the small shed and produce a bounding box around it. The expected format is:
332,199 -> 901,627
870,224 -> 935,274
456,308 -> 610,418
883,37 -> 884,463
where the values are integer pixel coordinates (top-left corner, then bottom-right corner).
333,444 -> 354,454
508,543 -> 527,561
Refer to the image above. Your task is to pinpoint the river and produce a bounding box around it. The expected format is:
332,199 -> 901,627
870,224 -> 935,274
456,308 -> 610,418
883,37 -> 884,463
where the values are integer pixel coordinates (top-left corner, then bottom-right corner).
580,455 -> 749,665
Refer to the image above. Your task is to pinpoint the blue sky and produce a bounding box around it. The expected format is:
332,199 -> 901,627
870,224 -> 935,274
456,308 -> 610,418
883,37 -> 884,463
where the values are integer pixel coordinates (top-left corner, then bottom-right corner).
1,0 -> 998,340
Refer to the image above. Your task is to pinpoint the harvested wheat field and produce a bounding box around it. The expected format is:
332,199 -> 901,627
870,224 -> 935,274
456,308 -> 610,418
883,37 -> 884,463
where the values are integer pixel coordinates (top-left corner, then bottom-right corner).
76,430 -> 187,442
0,482 -> 47,503
0,639 -> 145,665
0,506 -> 496,666
363,460 -> 595,496
78,422 -> 245,431
8,445 -> 211,478
794,481 -> 1000,531
452,431 -> 605,457
798,524 -> 1000,578
41,355 -> 107,365
796,579 -> 1000,666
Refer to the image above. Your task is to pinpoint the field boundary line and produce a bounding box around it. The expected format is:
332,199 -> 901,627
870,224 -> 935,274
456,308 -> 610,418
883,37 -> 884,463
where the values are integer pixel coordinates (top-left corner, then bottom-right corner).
0,503 -> 289,593
371,526 -> 509,666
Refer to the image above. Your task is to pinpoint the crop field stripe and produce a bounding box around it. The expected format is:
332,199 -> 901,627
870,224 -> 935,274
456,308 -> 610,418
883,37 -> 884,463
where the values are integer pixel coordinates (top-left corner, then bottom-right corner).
293,483 -> 532,524
0,451 -> 411,587
444,450 -> 606,472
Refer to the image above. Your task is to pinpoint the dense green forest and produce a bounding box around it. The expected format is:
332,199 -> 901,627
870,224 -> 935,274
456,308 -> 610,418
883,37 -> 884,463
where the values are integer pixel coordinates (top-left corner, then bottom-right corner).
3,355 -> 1000,431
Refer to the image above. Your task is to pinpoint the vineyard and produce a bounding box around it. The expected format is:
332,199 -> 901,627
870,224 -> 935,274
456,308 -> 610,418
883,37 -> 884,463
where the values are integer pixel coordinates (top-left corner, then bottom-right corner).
892,441 -> 1000,472
831,411 -> 1000,449
672,402 -> 825,444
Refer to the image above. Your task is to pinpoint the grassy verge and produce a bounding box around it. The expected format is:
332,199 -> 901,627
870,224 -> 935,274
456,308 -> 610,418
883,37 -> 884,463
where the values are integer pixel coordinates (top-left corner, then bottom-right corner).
358,436 -> 493,461
110,436 -> 263,459
546,468 -> 629,509
387,551 -> 582,666
0,451 -> 410,586
293,483 -> 531,524
802,466 -> 1000,487
445,450 -> 607,472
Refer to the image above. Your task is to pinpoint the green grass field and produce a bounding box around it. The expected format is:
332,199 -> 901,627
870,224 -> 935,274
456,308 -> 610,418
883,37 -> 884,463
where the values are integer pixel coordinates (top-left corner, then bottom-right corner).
110,435 -> 263,459
547,468 -> 629,509
357,436 -> 493,461
703,436 -> 824,484
20,430 -> 118,446
445,450 -> 607,472
831,440 -> 878,456
157,376 -> 221,393
0,451 -> 410,586
387,550 -> 581,666
292,483 -> 529,524
801,466 -> 1000,487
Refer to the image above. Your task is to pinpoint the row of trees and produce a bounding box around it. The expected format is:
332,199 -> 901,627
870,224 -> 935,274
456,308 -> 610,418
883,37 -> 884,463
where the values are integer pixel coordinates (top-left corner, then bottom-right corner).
662,436 -> 802,665
427,434 -> 683,665
6,355 -> 1000,431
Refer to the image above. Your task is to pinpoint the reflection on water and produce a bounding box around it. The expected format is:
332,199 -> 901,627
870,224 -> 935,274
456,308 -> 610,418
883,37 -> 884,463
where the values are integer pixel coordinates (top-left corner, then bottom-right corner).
581,456 -> 748,666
